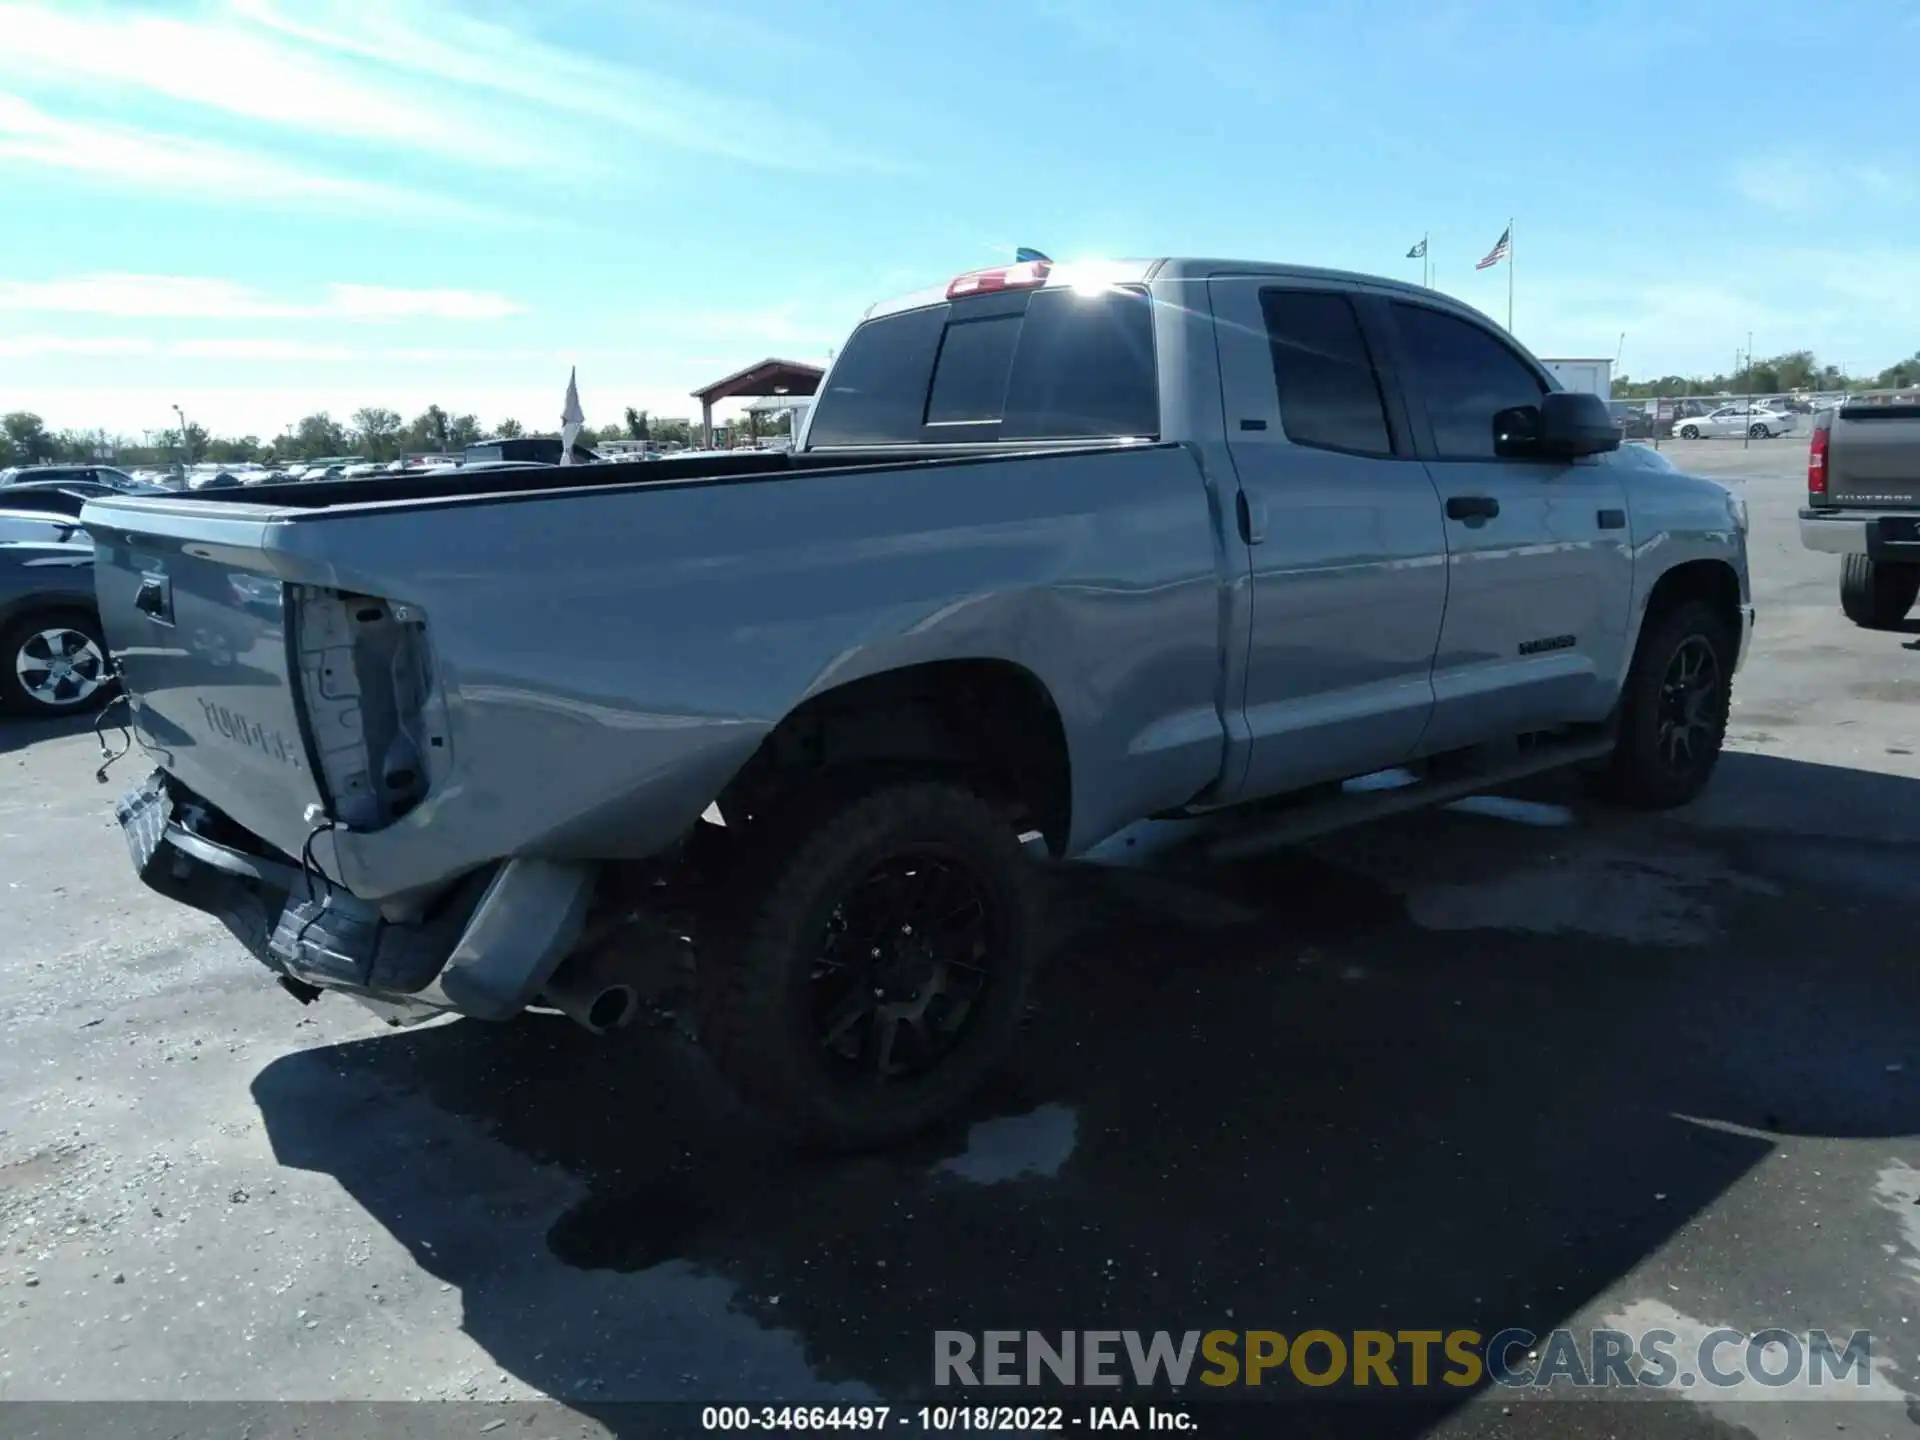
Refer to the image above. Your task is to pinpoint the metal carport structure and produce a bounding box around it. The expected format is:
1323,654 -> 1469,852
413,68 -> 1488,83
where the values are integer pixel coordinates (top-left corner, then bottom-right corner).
690,359 -> 824,448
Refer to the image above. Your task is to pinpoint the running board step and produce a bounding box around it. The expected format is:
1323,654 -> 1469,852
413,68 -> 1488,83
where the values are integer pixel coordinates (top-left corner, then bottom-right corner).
1198,733 -> 1616,861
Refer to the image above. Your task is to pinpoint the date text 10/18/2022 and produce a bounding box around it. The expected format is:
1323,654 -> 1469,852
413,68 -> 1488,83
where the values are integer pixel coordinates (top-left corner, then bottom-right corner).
701,1405 -> 1194,1431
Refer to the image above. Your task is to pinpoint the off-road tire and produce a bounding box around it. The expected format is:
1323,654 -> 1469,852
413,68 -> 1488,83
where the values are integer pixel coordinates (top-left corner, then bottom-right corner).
1839,554 -> 1919,630
1587,599 -> 1735,810
696,779 -> 1041,1149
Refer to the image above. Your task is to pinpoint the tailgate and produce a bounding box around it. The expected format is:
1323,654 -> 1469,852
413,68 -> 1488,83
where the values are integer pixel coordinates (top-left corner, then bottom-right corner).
1827,407 -> 1920,508
83,497 -> 327,863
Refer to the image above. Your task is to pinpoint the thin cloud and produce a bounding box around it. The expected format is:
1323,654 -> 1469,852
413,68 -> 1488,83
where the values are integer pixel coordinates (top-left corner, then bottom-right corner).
0,335 -> 156,359
230,0 -> 905,175
0,95 -> 502,220
323,285 -> 527,323
1731,149 -> 1912,211
0,273 -> 527,323
1503,254 -> 1920,380
167,339 -> 358,361
0,1 -> 566,174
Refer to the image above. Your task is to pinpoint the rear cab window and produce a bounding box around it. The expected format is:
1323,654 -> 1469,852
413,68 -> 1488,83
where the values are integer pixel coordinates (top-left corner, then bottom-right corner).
808,284 -> 1159,447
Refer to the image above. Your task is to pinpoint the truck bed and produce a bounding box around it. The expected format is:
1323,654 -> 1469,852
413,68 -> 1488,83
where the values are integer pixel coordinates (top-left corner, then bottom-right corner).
174,445 -> 1116,512
81,440 -> 1235,902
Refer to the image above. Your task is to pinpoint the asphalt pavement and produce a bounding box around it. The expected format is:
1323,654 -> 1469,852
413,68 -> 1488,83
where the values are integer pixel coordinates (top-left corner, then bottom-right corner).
4,436 -> 1919,1439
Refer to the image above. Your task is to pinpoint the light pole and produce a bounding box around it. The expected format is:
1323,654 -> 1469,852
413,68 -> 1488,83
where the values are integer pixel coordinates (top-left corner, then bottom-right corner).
1742,330 -> 1754,450
172,404 -> 190,467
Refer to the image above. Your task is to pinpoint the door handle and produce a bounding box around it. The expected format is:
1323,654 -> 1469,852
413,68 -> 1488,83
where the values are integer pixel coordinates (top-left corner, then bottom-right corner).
1236,490 -> 1268,546
1445,495 -> 1500,521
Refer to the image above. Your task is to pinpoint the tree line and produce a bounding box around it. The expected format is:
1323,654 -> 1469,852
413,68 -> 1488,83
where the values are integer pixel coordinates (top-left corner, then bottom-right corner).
1,403 -> 789,470
1612,348 -> 1920,400
8,345 -> 1916,469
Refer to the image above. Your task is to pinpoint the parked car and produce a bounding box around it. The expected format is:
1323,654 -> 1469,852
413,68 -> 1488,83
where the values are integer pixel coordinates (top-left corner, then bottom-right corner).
1673,404 -> 1798,439
0,507 -> 109,716
1607,403 -> 1656,439
0,478 -> 170,516
1801,392 -> 1920,628
85,255 -> 1752,1147
0,464 -> 150,492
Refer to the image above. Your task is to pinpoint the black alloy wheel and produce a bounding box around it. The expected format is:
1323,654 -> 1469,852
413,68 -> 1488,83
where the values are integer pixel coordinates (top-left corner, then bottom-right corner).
698,779 -> 1041,1148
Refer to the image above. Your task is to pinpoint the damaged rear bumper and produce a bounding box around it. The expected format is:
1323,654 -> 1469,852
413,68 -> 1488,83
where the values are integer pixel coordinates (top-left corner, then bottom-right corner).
116,770 -> 597,1025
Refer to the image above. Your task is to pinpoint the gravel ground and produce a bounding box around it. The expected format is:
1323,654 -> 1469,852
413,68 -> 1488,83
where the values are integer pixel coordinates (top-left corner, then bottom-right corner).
4,436 -> 1919,1438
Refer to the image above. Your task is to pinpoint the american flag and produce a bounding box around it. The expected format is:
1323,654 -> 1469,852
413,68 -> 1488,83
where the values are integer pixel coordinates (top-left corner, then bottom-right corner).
1476,226 -> 1511,270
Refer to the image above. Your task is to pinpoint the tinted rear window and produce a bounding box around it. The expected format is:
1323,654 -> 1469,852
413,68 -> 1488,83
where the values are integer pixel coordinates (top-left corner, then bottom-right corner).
1257,290 -> 1394,456
809,285 -> 1158,446
808,306 -> 948,446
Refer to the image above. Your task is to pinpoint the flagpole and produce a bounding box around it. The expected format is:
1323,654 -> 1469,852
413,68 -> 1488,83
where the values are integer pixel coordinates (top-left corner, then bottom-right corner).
1506,217 -> 1514,332
1423,232 -> 1430,289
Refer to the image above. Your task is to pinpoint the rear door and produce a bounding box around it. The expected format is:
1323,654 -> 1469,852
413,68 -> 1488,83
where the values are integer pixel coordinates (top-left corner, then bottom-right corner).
1380,299 -> 1633,749
1208,278 -> 1449,800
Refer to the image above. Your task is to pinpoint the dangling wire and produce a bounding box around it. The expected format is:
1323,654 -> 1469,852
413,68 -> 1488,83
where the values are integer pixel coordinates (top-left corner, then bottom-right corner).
291,813 -> 341,957
93,687 -> 134,785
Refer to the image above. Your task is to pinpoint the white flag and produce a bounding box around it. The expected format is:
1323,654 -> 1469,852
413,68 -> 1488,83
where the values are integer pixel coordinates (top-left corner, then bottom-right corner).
559,366 -> 584,466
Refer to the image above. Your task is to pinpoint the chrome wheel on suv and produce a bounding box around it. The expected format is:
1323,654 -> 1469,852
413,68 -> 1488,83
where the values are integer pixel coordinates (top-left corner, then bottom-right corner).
1,615 -> 111,714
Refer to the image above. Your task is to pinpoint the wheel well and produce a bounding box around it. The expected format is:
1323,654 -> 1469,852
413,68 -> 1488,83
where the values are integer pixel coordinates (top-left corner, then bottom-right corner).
716,660 -> 1072,855
1643,559 -> 1741,641
0,602 -> 99,639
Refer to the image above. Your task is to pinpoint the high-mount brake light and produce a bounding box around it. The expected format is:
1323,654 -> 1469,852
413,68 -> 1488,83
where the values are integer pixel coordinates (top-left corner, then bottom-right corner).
946,260 -> 1052,300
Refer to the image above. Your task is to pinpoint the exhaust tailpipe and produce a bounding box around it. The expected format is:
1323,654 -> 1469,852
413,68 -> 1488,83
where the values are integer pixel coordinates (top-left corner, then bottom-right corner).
540,948 -> 640,1035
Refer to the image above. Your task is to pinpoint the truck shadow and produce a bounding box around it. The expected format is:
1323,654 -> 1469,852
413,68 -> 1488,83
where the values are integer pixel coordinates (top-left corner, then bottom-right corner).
0,707 -> 103,757
251,750 -> 1920,1435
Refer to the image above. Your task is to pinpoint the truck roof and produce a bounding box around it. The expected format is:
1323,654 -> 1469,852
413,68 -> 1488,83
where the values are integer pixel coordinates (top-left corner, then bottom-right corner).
862,257 -> 1460,322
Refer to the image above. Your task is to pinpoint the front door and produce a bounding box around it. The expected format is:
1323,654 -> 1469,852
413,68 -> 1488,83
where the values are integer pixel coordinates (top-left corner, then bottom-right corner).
1379,299 -> 1634,752
1209,279 -> 1451,801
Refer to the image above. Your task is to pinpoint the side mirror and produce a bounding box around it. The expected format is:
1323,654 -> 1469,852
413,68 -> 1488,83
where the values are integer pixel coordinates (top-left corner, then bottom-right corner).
1495,392 -> 1620,459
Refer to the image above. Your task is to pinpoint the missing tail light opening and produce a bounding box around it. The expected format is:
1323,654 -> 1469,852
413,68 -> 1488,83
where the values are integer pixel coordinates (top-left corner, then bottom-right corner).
293,588 -> 451,830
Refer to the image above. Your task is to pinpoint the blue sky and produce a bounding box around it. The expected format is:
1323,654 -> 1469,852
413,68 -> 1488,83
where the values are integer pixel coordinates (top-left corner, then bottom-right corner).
1,0 -> 1914,439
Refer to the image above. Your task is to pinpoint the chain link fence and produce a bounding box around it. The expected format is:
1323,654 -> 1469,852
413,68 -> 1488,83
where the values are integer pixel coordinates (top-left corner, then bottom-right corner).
1608,391 -> 1845,443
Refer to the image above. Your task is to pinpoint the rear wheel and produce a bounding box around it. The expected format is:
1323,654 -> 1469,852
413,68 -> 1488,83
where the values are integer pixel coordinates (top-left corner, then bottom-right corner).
697,779 -> 1041,1149
1839,555 -> 1919,630
1588,599 -> 1735,810
1748,423 -> 1770,439
1679,424 -> 1701,439
0,610 -> 112,716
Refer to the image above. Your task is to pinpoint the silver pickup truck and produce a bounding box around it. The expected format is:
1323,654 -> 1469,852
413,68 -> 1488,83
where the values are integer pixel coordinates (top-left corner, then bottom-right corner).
1800,393 -> 1920,628
83,258 -> 1754,1146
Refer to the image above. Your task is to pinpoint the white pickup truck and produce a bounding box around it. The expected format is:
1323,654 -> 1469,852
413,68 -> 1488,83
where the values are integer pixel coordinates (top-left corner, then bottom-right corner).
83,257 -> 1755,1146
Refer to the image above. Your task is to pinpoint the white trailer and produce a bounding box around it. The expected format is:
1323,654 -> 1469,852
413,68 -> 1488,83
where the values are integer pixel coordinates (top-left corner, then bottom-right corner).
1541,357 -> 1614,398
